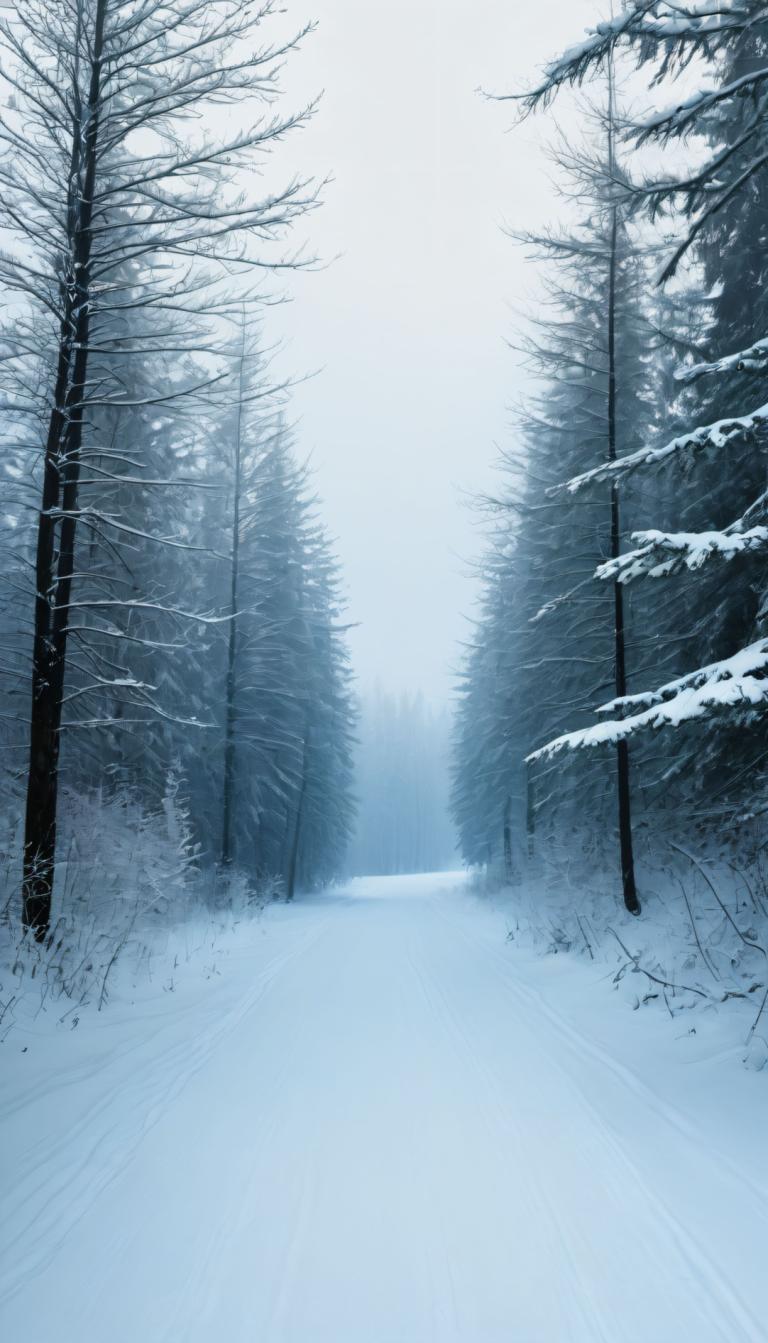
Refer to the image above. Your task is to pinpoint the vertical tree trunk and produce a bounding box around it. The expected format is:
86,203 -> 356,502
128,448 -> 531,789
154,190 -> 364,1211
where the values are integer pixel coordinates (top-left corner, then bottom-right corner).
503,794 -> 513,881
220,318 -> 248,867
286,734 -> 308,903
526,770 -> 535,860
606,61 -> 640,916
22,0 -> 109,940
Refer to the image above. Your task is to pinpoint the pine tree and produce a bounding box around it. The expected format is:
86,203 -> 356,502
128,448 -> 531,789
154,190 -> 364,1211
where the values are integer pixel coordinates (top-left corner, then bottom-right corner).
517,2 -> 768,782
453,93 -> 651,909
215,408 -> 356,891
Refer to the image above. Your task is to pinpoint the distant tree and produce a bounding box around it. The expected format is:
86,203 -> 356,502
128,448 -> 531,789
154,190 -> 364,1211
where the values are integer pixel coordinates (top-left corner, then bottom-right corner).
452,552 -> 522,870
214,404 -> 356,891
218,319 -> 289,871
351,690 -> 455,877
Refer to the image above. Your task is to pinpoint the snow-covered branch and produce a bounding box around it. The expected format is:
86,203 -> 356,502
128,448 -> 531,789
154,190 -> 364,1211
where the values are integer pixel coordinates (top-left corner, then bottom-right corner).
512,4 -> 743,114
676,337 -> 768,384
563,399 -> 768,493
597,525 -> 768,584
528,640 -> 768,762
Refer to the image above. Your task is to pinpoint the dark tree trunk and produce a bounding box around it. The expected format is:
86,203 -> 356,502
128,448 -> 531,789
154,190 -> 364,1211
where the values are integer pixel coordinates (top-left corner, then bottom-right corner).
22,0 -> 108,940
503,795 -> 513,881
526,770 -> 535,860
606,125 -> 640,915
220,321 -> 247,867
286,735 -> 308,903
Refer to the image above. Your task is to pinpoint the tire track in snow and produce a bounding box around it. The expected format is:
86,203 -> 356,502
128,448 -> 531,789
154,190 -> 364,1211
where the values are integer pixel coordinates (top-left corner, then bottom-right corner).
157,910 -> 376,1343
0,913 -> 332,1306
405,935 -> 614,1343
427,895 -> 766,1343
4,876 -> 767,1342
447,895 -> 768,1210
157,1019 -> 316,1343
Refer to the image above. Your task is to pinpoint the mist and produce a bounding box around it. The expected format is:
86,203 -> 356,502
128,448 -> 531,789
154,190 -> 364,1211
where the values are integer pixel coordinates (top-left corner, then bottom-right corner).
269,0 -> 598,704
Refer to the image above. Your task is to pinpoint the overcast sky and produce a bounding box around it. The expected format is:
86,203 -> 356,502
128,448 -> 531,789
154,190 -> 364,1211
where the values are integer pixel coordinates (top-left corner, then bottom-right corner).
269,0 -> 602,703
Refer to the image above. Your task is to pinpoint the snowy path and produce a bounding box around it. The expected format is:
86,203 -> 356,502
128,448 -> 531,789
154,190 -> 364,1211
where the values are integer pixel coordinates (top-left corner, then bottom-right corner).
3,873 -> 768,1342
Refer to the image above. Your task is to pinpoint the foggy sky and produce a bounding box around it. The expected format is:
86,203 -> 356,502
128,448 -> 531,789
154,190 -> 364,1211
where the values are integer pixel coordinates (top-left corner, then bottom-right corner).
270,0 -> 601,703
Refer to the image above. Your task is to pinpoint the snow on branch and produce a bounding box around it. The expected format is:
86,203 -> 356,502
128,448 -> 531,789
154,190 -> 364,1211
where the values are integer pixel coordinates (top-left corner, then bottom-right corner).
562,399 -> 768,493
675,338 -> 768,384
505,11 -> 642,110
527,640 -> 768,762
636,67 -> 768,141
596,526 -> 768,583
511,4 -> 741,112
63,600 -> 233,625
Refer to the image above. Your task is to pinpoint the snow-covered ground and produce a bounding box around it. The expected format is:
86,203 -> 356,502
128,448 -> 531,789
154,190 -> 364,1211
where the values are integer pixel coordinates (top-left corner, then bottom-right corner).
2,872 -> 768,1342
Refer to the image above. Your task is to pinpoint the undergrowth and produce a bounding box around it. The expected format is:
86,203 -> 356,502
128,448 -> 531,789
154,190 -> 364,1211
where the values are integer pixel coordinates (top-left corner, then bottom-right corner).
480,827 -> 768,1068
0,777 -> 281,1037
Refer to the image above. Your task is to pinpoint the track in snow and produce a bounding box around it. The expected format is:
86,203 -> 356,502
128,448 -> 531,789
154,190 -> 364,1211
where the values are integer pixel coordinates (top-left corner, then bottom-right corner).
2,873 -> 767,1342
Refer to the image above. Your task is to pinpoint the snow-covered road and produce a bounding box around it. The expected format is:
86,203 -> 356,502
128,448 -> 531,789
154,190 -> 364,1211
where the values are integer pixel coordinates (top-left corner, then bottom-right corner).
3,873 -> 768,1342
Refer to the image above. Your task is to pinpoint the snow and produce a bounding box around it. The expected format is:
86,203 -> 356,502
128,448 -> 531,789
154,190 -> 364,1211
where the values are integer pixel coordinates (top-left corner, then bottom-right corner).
529,639 -> 768,758
3,873 -> 768,1342
676,335 -> 768,384
637,65 -> 768,139
529,5 -> 736,108
564,399 -> 768,495
542,22 -> 622,84
596,525 -> 768,583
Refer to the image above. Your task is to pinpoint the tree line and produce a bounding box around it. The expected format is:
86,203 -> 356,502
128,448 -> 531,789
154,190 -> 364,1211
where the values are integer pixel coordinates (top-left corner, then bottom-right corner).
346,690 -> 456,878
453,2 -> 768,905
0,0 -> 356,942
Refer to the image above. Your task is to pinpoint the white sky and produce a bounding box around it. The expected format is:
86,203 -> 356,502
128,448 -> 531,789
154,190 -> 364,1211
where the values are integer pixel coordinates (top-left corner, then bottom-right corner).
269,0 -> 603,703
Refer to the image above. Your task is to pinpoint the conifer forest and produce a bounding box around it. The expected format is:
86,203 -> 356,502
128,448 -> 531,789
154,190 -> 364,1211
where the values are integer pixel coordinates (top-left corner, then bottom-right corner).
3,5 -> 768,1341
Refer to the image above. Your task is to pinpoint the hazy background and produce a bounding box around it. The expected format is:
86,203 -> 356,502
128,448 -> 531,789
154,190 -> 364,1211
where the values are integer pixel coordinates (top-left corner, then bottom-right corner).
269,0 -> 601,703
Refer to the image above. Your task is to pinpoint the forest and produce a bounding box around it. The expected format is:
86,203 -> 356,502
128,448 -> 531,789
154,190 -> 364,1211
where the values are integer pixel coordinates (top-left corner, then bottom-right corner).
0,1 -> 358,958
2,4 -> 768,1342
452,1 -> 768,1018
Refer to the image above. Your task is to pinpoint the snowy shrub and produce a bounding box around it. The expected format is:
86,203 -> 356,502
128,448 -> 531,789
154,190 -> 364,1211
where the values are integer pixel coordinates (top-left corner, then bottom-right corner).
210,866 -> 284,912
0,768 -> 291,1037
483,833 -> 768,1047
57,771 -> 200,925
0,776 -> 208,1026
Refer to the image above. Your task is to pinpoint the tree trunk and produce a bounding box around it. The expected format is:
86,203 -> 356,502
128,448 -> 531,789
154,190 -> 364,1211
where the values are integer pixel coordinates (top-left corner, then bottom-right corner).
22,0 -> 108,940
286,733 -> 308,902
503,795 -> 513,881
220,319 -> 248,867
606,73 -> 640,916
526,770 -> 535,860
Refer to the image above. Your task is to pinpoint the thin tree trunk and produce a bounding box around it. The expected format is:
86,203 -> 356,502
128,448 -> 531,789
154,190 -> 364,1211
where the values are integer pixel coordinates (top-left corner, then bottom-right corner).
503,794 -> 513,881
22,0 -> 109,940
286,736 -> 308,903
220,317 -> 248,867
606,60 -> 640,916
526,770 -> 535,860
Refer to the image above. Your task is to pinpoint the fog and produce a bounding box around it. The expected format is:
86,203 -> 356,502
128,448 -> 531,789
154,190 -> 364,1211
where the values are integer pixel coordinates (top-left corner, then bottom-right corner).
268,0 -> 601,702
